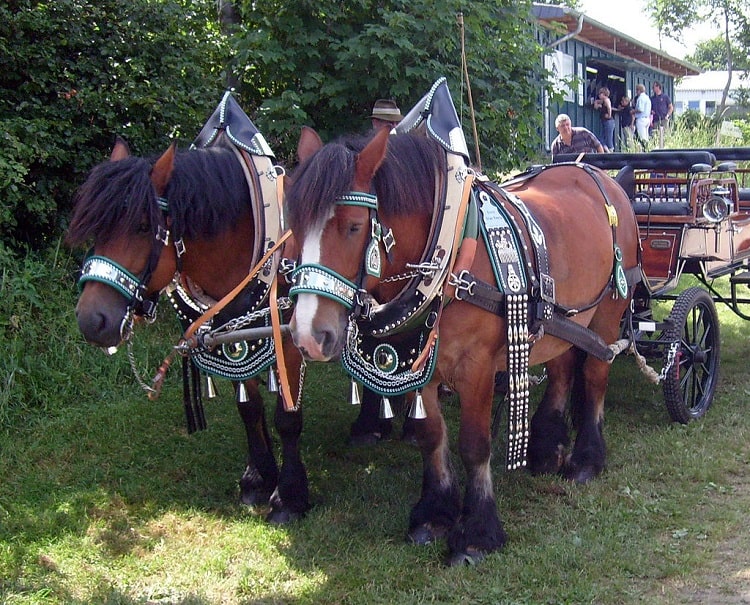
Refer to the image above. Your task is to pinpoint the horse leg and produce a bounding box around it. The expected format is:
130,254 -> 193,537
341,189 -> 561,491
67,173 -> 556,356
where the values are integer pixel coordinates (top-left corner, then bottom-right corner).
563,353 -> 609,483
235,379 -> 279,506
407,382 -> 461,547
446,371 -> 507,566
348,387 -> 393,446
267,342 -> 310,523
527,349 -> 577,476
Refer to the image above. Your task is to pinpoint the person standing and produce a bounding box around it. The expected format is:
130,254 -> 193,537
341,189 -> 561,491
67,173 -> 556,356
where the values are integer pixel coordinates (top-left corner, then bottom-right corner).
550,113 -> 604,160
633,84 -> 651,151
593,87 -> 615,152
650,82 -> 673,148
614,95 -> 635,150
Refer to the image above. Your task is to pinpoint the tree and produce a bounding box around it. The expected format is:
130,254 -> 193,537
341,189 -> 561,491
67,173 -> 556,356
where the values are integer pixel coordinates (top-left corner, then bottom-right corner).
230,0 -> 549,173
0,0 -> 231,251
647,0 -> 750,116
688,35 -> 750,70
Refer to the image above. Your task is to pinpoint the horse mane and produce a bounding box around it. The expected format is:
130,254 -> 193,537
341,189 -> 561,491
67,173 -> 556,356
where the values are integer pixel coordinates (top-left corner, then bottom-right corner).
67,146 -> 251,247
285,133 -> 444,235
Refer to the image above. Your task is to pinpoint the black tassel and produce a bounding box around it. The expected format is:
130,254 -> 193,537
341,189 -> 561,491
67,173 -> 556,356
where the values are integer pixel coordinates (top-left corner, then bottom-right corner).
182,357 -> 197,434
190,359 -> 207,431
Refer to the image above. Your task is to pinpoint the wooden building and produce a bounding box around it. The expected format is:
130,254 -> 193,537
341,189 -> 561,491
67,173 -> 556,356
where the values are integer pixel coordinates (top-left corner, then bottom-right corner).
533,4 -> 700,151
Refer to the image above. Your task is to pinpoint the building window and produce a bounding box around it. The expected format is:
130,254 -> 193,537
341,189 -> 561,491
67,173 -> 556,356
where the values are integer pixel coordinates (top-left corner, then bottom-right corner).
706,101 -> 716,115
688,100 -> 700,111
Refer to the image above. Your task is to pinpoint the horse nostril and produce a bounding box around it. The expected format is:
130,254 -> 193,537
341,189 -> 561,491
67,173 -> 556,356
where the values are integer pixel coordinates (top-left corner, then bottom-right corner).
313,327 -> 336,356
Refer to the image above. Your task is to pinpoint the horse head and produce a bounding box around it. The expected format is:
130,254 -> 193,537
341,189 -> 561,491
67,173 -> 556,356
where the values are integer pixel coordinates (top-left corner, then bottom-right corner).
68,140 -> 182,349
286,127 -> 436,361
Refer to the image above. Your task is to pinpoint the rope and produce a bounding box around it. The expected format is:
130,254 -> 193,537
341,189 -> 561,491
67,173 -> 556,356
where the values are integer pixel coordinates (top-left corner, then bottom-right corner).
456,12 -> 482,172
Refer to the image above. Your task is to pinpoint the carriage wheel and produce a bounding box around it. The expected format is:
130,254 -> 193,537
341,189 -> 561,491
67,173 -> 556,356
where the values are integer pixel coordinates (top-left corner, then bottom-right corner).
662,287 -> 720,423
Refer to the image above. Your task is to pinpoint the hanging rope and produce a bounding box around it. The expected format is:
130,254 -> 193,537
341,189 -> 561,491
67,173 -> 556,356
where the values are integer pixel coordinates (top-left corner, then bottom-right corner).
457,12 -> 482,172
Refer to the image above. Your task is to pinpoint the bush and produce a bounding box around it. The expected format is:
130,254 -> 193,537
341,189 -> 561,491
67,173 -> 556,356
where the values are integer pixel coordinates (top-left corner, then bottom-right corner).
0,0 -> 232,251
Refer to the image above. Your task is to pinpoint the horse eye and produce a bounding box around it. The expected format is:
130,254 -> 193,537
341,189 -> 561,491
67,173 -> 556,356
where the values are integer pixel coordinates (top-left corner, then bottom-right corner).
137,222 -> 151,234
347,221 -> 364,235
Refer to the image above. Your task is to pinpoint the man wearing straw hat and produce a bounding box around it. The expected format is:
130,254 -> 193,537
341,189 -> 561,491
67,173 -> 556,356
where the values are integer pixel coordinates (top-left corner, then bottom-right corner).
370,99 -> 403,130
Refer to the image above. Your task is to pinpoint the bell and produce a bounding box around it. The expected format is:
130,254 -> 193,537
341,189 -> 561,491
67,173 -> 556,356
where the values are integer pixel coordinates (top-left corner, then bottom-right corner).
237,381 -> 250,403
349,380 -> 361,406
408,391 -> 427,419
205,375 -> 217,399
267,366 -> 279,392
380,396 -> 394,419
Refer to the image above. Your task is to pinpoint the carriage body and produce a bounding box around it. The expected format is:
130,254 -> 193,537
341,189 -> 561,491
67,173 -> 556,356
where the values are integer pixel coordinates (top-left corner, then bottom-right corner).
555,149 -> 750,422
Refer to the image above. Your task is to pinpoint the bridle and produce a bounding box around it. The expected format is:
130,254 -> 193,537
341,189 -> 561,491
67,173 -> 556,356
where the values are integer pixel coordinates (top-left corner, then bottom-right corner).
288,191 -> 394,319
77,194 -> 180,342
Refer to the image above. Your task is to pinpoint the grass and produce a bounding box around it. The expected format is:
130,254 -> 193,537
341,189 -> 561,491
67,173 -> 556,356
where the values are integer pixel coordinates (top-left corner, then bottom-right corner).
2,248 -> 750,604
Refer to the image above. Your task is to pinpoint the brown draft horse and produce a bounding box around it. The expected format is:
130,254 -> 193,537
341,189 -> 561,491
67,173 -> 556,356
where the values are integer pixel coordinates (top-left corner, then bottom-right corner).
67,138 -> 309,522
285,126 -> 640,565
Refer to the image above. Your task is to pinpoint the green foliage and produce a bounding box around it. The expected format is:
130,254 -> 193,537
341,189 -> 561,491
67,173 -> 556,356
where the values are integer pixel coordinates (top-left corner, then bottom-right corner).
0,0 -> 232,251
687,35 -> 750,70
231,0 -> 548,173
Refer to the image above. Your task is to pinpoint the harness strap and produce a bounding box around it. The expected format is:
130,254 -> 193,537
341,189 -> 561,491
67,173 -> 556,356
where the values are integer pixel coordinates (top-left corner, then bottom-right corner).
149,230 -> 292,399
270,272 -> 295,412
410,170 -> 475,373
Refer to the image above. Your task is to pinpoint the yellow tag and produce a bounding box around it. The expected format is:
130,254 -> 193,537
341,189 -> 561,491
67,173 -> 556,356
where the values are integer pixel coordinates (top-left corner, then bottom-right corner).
605,204 -> 619,227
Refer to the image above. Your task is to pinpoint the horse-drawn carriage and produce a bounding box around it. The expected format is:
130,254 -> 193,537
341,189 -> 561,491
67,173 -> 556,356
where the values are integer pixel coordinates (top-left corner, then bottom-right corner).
68,79 -> 750,565
554,148 -> 750,423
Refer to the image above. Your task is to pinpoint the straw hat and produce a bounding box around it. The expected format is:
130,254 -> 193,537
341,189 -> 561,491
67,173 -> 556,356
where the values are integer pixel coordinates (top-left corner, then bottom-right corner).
370,99 -> 403,122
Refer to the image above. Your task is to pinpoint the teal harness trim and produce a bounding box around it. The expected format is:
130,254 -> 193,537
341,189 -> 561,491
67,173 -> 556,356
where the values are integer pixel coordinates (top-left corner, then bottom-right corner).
336,192 -> 378,209
476,189 -> 528,295
79,255 -> 142,299
289,264 -> 359,309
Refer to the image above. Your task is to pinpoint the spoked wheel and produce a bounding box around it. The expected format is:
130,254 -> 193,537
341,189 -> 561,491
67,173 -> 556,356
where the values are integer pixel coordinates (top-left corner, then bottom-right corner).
662,287 -> 720,423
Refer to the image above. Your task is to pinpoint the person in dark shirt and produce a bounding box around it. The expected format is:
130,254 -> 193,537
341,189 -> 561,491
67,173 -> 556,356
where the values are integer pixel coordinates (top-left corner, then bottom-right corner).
650,82 -> 673,128
593,87 -> 615,151
614,95 -> 635,150
550,113 -> 604,160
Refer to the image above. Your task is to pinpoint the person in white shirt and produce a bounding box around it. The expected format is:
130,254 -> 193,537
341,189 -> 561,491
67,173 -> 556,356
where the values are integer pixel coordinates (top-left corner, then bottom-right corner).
633,84 -> 651,150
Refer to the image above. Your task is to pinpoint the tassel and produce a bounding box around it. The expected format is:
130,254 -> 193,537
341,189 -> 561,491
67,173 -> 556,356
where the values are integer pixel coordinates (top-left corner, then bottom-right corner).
205,375 -> 217,399
191,360 -> 207,431
182,357 -> 196,434
408,390 -> 427,419
267,366 -> 279,392
349,380 -> 361,405
380,396 -> 394,419
237,381 -> 250,403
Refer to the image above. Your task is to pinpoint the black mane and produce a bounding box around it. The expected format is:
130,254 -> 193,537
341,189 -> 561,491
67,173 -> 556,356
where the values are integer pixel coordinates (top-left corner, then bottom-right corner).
285,133 -> 444,236
67,146 -> 251,247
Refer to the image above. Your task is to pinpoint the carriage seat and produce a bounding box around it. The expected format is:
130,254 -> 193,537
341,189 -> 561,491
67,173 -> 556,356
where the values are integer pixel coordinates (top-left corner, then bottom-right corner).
613,165 -> 691,216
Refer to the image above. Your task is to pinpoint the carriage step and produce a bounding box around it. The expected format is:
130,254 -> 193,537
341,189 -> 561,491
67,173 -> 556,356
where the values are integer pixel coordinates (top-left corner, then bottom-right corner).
730,271 -> 750,285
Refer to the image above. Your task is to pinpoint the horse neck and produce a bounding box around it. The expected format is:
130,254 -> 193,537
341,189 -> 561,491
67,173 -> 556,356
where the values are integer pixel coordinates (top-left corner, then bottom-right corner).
179,213 -> 255,299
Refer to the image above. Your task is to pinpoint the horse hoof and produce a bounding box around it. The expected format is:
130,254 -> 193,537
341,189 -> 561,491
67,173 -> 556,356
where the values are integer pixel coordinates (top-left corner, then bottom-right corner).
266,508 -> 303,525
407,523 -> 446,545
445,549 -> 486,567
563,463 -> 600,484
239,487 -> 273,507
347,432 -> 383,447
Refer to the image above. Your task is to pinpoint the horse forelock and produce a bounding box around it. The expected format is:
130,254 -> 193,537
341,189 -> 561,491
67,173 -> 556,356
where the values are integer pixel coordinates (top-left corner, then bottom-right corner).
67,155 -> 157,247
285,133 -> 441,237
67,147 -> 252,248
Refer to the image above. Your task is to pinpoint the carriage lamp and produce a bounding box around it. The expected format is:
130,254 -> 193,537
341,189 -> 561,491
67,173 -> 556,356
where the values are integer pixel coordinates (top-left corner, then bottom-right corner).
702,187 -> 733,223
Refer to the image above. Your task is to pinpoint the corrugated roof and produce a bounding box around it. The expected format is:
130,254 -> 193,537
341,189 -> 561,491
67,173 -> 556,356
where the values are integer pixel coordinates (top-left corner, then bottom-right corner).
532,3 -> 701,78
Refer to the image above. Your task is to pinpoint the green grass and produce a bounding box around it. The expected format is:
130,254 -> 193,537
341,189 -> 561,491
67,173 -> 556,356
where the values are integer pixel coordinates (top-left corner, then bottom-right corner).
2,248 -> 750,604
